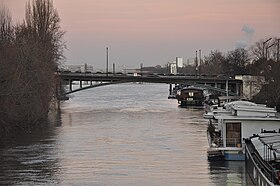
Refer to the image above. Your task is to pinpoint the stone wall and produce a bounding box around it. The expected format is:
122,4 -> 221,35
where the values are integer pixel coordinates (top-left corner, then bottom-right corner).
235,75 -> 266,100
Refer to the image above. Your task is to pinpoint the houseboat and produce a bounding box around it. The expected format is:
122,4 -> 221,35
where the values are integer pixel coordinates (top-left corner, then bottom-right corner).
245,132 -> 280,185
205,101 -> 280,161
168,84 -> 182,99
176,87 -> 204,107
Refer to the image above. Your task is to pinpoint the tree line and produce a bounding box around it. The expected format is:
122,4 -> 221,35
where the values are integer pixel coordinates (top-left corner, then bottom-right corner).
0,0 -> 65,135
150,38 -> 280,109
181,38 -> 280,109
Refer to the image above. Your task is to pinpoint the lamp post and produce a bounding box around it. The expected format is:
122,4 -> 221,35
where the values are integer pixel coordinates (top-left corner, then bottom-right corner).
199,49 -> 202,77
195,50 -> 198,77
140,63 -> 143,76
277,39 -> 280,62
266,43 -> 275,60
263,37 -> 272,59
106,47 -> 109,76
113,63 -> 115,75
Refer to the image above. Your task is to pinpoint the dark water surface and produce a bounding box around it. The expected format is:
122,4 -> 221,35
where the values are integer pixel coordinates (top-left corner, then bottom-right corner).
0,83 -> 253,185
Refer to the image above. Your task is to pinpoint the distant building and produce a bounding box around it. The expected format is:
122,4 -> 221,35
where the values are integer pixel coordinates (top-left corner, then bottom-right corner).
66,65 -> 81,72
176,57 -> 183,68
186,58 -> 195,66
235,75 -> 266,100
168,62 -> 177,74
167,57 -> 183,74
81,64 -> 93,72
65,64 -> 93,72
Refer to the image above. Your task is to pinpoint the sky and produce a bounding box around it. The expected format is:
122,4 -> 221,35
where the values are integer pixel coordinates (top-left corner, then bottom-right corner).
2,0 -> 280,71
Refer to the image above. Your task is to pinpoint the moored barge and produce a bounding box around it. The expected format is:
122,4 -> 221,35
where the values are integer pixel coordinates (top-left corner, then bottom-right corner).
205,101 -> 280,161
176,87 -> 204,107
245,133 -> 280,185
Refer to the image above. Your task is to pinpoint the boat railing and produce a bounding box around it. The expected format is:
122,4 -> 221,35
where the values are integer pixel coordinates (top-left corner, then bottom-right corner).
245,139 -> 277,184
210,136 -> 242,148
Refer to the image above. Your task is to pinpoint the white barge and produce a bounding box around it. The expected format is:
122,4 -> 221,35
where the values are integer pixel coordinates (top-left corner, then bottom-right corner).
205,101 -> 280,161
245,132 -> 280,185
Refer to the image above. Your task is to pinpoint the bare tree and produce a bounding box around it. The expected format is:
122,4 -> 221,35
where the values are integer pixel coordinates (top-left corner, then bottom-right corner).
202,50 -> 226,75
0,5 -> 15,132
0,4 -> 13,43
25,0 -> 65,69
250,39 -> 264,60
225,48 -> 250,76
250,38 -> 279,61
0,0 -> 65,135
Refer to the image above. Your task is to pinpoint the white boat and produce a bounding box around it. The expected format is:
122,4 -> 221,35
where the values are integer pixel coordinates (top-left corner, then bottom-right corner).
245,132 -> 280,185
205,101 -> 280,161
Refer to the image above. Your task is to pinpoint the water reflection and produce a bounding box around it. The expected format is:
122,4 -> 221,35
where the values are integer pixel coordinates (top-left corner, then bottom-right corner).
0,84 -> 255,185
208,161 -> 253,186
0,111 -> 62,185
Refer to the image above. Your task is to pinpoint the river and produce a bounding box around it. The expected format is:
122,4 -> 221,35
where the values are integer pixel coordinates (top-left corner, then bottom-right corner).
0,83 -> 253,185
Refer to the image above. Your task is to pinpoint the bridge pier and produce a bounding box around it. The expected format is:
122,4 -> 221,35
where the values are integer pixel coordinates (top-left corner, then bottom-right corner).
80,80 -> 83,88
69,80 -> 72,91
226,80 -> 229,97
169,84 -> 172,95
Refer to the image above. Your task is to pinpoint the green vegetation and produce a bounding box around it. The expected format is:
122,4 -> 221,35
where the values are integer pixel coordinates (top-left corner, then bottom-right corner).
0,0 -> 65,135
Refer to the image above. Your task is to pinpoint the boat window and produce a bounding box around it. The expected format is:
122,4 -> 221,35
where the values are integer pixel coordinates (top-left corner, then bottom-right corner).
226,123 -> 241,147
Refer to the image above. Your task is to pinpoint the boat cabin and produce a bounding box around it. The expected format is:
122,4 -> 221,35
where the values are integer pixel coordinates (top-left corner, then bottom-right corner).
176,87 -> 204,107
207,101 -> 280,161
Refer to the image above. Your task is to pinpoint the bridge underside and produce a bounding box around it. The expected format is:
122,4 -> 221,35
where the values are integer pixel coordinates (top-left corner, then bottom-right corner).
58,72 -> 243,97
64,80 -> 130,95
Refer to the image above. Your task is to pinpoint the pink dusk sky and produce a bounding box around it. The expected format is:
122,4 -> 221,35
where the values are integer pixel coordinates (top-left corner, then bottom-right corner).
2,0 -> 280,70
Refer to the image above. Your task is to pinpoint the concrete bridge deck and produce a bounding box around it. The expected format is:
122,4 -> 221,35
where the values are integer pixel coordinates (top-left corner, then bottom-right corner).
58,72 -> 243,96
59,72 -> 242,84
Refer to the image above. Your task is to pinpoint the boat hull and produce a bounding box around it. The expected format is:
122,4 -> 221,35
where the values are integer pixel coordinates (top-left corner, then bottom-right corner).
245,143 -> 277,185
207,149 -> 224,161
224,151 -> 245,161
207,147 -> 245,161
180,100 -> 204,107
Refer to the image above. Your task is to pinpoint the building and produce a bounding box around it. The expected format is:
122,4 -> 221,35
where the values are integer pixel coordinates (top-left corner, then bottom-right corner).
176,57 -> 183,68
235,75 -> 266,100
167,62 -> 177,74
167,57 -> 184,74
65,64 -> 93,73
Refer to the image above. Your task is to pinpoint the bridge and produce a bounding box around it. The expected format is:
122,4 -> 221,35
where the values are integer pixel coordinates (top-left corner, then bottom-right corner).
58,72 -> 243,97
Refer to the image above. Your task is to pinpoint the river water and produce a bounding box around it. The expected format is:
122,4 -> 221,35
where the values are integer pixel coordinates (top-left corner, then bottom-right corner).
0,83 -> 253,185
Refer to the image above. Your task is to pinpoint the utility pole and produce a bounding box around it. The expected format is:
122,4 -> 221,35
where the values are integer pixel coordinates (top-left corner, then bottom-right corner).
195,50 -> 198,77
199,49 -> 202,77
140,63 -> 143,76
277,39 -> 280,62
263,38 -> 272,59
113,63 -> 115,75
106,47 -> 109,76
266,43 -> 275,60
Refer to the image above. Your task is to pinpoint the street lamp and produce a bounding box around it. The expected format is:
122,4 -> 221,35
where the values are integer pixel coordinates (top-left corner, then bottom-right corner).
266,43 -> 275,60
195,50 -> 198,77
140,63 -> 143,76
263,37 -> 272,59
277,39 -> 280,62
199,49 -> 202,77
106,47 -> 109,76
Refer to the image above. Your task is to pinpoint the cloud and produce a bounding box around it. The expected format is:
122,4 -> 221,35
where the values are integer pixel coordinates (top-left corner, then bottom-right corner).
236,24 -> 255,48
242,24 -> 255,34
236,40 -> 248,49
